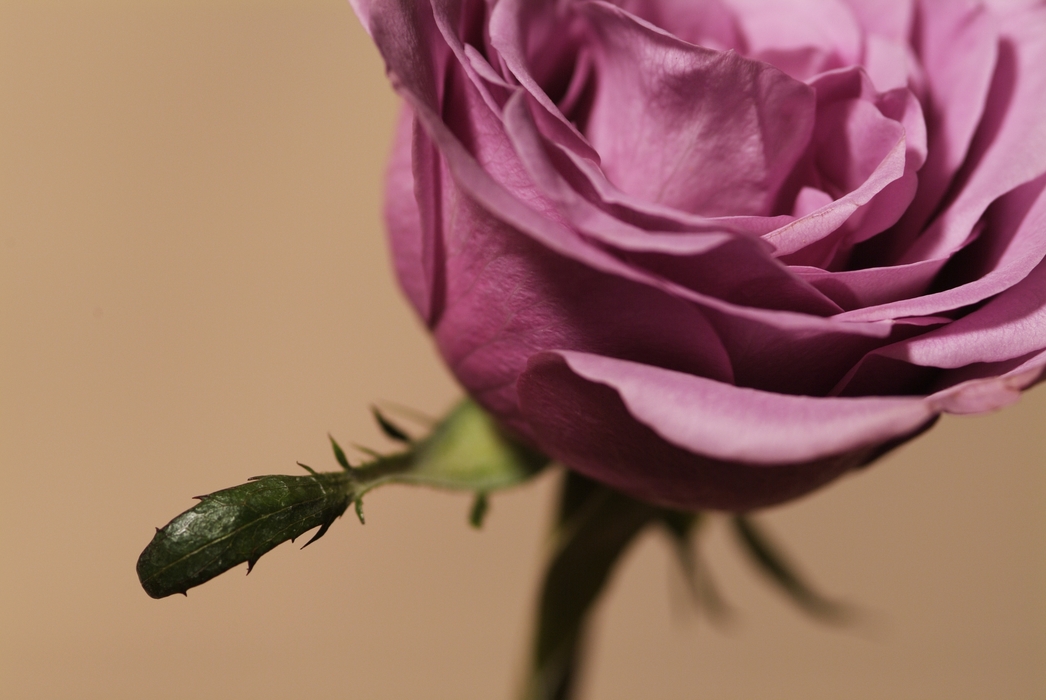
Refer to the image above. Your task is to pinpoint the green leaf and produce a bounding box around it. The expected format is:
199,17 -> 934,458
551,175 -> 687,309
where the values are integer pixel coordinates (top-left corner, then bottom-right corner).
137,399 -> 549,599
731,515 -> 849,623
137,472 -> 353,599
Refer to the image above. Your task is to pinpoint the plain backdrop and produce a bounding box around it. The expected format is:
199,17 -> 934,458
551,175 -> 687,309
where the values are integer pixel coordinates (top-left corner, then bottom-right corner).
1,2 -> 1044,698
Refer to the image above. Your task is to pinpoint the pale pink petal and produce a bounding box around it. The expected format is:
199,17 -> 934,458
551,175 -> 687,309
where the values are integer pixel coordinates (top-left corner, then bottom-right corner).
843,0 -> 914,40
725,0 -> 863,79
873,261 -> 1046,369
613,0 -> 744,50
580,2 -> 816,218
541,350 -> 935,462
517,350 -> 937,509
900,4 -> 1046,263
930,350 -> 1046,414
384,108 -> 431,323
488,0 -> 601,162
837,173 -> 1046,322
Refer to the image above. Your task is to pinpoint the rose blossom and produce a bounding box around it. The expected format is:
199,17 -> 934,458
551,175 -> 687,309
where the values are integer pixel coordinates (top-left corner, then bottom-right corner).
350,0 -> 1046,510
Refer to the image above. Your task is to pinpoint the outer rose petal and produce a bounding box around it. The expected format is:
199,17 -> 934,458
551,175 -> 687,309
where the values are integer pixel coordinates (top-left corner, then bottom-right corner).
518,351 -> 938,510
384,107 -> 430,323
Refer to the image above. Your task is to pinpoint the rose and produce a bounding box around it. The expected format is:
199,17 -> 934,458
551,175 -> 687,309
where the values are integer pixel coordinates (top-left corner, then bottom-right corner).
351,0 -> 1046,511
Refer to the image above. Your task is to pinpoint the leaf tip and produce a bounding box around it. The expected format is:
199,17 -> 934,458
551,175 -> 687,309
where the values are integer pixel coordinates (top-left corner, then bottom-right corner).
329,434 -> 351,470
371,406 -> 411,443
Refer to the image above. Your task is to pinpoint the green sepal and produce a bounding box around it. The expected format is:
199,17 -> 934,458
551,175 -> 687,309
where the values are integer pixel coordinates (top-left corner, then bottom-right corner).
731,515 -> 849,622
658,512 -> 730,623
469,492 -> 489,529
137,399 -> 548,599
390,400 -> 548,492
371,406 -> 412,443
328,435 -> 351,470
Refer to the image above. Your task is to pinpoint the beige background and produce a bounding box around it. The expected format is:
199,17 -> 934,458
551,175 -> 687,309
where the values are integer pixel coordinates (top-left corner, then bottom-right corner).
1,2 -> 1044,698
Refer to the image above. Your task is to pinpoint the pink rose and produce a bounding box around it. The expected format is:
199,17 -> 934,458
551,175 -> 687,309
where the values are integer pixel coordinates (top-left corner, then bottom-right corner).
351,0 -> 1046,510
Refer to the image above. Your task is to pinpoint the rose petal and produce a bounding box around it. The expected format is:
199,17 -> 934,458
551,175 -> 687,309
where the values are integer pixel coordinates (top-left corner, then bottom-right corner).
836,171 -> 1046,322
488,0 -> 602,162
793,258 -> 947,309
766,68 -> 924,260
384,38 -> 894,339
499,92 -> 843,315
430,193 -> 737,438
843,0 -> 914,41
725,0 -> 863,79
885,261 -> 1046,369
582,1 -> 816,217
929,349 -> 1046,413
900,4 -> 1046,263
614,0 -> 744,50
529,351 -> 936,463
384,108 -> 432,323
517,350 -> 937,509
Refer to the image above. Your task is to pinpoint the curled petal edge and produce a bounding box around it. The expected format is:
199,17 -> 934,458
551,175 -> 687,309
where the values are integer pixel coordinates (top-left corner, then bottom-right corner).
517,350 -> 945,510
517,351 -> 1045,510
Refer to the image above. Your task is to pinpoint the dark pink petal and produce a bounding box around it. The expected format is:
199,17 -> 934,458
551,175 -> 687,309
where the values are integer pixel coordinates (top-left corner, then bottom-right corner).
429,0 -> 515,117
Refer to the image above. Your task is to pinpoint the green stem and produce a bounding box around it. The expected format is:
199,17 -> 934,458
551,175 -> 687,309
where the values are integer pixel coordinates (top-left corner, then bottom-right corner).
521,472 -> 661,700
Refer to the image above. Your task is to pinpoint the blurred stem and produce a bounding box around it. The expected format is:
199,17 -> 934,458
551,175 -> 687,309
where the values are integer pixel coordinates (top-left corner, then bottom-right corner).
520,472 -> 661,700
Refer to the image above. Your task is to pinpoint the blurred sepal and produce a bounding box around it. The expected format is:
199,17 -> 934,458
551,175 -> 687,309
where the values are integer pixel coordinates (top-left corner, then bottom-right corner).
136,399 -> 549,599
731,515 -> 853,624
658,512 -> 731,626
521,476 -> 853,700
